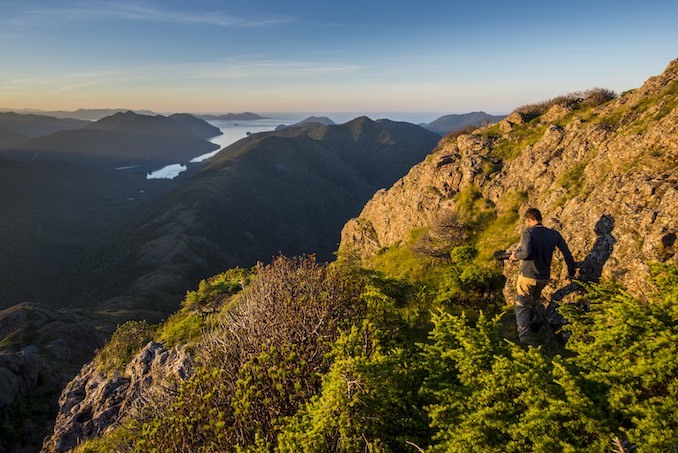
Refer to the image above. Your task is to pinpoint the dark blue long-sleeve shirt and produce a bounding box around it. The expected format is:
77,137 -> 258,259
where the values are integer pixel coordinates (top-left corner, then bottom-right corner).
514,224 -> 576,280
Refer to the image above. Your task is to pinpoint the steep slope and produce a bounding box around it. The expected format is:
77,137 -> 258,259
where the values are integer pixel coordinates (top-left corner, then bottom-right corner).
1,111 -> 218,171
0,303 -> 110,452
341,59 -> 678,301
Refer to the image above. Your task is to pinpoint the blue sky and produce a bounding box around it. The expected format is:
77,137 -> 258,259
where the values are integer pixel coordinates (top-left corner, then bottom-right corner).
1,0 -> 676,116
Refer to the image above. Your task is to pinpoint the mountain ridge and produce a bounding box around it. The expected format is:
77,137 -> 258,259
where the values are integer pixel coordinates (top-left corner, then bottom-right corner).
1,111 -> 219,171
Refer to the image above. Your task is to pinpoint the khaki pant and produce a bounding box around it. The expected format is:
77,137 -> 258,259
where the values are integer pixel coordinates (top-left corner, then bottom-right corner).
515,275 -> 549,345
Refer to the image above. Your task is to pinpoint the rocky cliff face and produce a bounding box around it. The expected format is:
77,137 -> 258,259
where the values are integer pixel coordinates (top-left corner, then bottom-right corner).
42,341 -> 192,453
341,59 -> 678,302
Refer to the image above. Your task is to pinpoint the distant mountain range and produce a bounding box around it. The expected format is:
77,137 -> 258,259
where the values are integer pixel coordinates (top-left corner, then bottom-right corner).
197,112 -> 269,121
1,109 -> 502,315
421,111 -> 506,135
0,108 -> 158,121
275,116 -> 337,130
1,111 -> 219,172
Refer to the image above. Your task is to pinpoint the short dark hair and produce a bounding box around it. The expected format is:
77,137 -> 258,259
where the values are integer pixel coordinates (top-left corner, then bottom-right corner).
525,208 -> 542,222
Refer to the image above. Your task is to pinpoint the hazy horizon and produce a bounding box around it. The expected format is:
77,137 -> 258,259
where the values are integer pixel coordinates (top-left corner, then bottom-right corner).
0,107 -> 465,125
1,1 -> 677,114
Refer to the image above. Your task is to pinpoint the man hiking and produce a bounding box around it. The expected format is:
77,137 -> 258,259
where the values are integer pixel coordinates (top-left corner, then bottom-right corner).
509,208 -> 576,346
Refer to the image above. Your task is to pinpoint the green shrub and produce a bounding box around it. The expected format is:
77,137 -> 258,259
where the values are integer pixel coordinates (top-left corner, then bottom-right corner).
277,321 -> 430,452
561,264 -> 678,451
432,246 -> 504,310
420,311 -> 611,452
419,264 -> 678,452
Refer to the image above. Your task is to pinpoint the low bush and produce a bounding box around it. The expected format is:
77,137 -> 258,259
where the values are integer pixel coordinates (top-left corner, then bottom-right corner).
513,88 -> 617,118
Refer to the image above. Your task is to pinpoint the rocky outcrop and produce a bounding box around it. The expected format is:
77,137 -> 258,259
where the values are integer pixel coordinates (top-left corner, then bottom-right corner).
42,341 -> 192,453
341,59 -> 678,301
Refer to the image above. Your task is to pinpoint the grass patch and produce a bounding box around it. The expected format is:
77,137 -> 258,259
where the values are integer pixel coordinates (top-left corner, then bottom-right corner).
557,161 -> 587,193
488,123 -> 548,161
155,312 -> 206,348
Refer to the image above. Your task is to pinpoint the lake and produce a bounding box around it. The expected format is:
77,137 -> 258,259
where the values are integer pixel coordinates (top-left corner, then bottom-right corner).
147,116 -> 299,179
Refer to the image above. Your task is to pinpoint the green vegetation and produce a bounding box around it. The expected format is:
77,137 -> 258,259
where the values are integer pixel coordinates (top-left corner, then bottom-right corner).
474,190 -> 526,261
95,320 -> 156,376
76,249 -> 678,453
155,268 -> 255,348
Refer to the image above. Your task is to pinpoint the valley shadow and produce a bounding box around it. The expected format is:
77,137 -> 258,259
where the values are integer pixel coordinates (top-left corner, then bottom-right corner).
552,213 -> 617,302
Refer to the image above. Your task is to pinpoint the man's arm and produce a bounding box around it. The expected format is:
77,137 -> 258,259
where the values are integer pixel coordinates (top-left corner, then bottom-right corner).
557,235 -> 577,278
510,229 -> 531,261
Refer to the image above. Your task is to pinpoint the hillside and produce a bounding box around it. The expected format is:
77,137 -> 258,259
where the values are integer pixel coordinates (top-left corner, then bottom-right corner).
1,111 -> 219,171
37,59 -> 678,453
168,113 -> 222,139
275,116 -> 337,130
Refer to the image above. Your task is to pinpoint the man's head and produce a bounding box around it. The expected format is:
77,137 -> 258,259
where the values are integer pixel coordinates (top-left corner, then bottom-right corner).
524,208 -> 542,227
